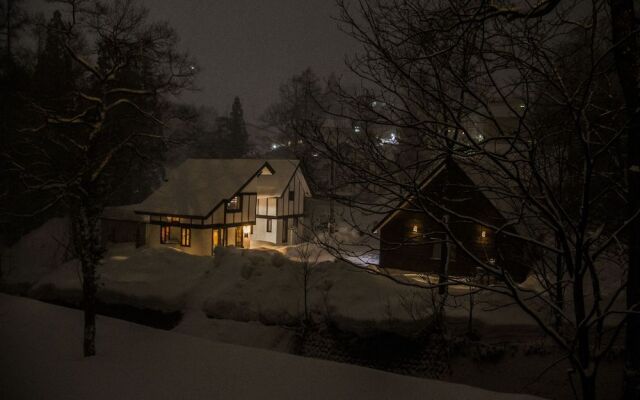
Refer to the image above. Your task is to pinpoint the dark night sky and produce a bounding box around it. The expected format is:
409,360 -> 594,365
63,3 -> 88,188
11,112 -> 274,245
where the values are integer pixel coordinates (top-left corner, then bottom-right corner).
33,0 -> 358,124
143,0 -> 358,123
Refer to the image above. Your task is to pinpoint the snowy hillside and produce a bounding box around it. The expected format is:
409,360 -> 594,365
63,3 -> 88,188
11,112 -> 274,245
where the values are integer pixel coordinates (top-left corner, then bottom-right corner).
0,294 -> 544,400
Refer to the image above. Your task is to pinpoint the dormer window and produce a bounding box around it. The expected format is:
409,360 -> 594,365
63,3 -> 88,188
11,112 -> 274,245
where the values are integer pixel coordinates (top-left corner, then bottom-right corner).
227,196 -> 241,211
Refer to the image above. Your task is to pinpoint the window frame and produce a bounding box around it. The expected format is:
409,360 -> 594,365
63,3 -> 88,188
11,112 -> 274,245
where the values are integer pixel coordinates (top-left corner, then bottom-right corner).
180,227 -> 191,247
160,225 -> 170,244
289,190 -> 295,202
266,218 -> 272,232
226,195 -> 241,212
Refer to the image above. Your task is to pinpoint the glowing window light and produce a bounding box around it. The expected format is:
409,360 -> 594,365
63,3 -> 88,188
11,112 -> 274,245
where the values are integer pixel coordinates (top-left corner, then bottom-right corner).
481,230 -> 487,238
412,225 -> 418,233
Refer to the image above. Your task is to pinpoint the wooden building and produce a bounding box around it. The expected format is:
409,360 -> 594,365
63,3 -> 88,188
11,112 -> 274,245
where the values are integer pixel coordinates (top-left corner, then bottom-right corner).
373,159 -> 530,282
104,159 -> 310,256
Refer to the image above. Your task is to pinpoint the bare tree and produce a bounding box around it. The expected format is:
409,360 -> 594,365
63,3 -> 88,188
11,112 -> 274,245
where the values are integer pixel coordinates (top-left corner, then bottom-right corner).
3,0 -> 195,356
288,1 -> 634,399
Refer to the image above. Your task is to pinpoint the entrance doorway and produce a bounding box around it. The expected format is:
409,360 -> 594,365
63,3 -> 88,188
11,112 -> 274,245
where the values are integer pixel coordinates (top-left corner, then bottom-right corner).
212,228 -> 222,254
235,227 -> 243,248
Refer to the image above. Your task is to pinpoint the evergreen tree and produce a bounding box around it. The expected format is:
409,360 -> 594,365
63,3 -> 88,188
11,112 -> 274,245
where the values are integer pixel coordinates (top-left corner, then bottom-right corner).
227,96 -> 249,157
33,10 -> 74,100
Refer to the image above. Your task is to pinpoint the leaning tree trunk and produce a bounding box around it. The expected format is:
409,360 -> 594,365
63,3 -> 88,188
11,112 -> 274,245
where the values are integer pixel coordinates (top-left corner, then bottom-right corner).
609,0 -> 640,398
73,199 -> 104,357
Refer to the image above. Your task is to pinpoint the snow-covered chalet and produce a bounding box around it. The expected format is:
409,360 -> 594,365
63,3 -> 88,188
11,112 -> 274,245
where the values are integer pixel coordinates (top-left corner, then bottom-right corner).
102,159 -> 311,256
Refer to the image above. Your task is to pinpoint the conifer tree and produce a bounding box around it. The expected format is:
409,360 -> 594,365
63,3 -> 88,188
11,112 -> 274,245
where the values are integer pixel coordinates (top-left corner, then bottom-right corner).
227,96 -> 249,157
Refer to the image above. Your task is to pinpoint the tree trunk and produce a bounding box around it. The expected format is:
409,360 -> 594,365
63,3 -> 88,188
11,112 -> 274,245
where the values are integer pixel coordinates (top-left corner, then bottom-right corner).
580,373 -> 596,400
439,217 -> 450,295
608,0 -> 640,397
555,233 -> 564,331
73,202 -> 103,357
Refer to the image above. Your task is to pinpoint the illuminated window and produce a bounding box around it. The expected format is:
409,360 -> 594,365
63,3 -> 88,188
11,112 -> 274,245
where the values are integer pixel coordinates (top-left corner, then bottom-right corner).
160,226 -> 170,243
481,230 -> 487,238
161,225 -> 180,243
412,225 -> 418,233
168,216 -> 180,223
266,218 -> 273,232
181,228 -> 191,247
227,196 -> 241,211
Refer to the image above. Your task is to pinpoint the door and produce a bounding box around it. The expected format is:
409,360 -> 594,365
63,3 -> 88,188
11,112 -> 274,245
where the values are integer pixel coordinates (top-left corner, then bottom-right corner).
235,227 -> 243,248
212,229 -> 220,248
282,218 -> 288,243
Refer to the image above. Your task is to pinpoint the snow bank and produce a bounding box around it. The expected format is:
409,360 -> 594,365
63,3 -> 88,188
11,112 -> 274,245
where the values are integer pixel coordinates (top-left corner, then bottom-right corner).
0,217 -> 72,293
0,294 -> 544,400
202,247 -> 303,325
30,243 -> 211,312
201,247 -> 433,335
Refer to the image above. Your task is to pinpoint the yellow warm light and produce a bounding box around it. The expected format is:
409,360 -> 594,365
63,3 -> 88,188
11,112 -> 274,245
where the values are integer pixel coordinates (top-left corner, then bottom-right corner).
243,225 -> 251,234
481,230 -> 487,238
412,225 -> 418,233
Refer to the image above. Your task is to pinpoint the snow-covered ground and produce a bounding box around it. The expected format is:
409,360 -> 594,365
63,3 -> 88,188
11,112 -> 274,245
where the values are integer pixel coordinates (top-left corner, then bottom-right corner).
2,231 -> 550,340
0,217 -> 72,293
12,241 -> 543,338
0,294 -> 544,400
1,219 -> 626,399
30,244 -> 212,312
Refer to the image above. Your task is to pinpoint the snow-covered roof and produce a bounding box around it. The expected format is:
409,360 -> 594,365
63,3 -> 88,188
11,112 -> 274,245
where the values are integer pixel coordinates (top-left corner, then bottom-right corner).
134,159 -> 302,217
372,151 -> 528,234
103,204 -> 147,222
244,159 -> 306,198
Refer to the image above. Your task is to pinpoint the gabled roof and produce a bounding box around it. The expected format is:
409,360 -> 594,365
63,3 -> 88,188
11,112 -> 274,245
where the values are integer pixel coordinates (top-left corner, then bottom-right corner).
134,159 -> 302,218
243,159 -> 308,198
372,153 -> 526,234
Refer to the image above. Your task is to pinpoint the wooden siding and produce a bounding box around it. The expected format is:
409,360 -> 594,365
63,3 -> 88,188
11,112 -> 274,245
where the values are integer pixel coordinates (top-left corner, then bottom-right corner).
379,162 -> 529,282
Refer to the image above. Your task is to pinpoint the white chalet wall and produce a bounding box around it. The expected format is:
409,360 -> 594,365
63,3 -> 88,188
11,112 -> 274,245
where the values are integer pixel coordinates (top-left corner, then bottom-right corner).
251,217 -> 278,244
